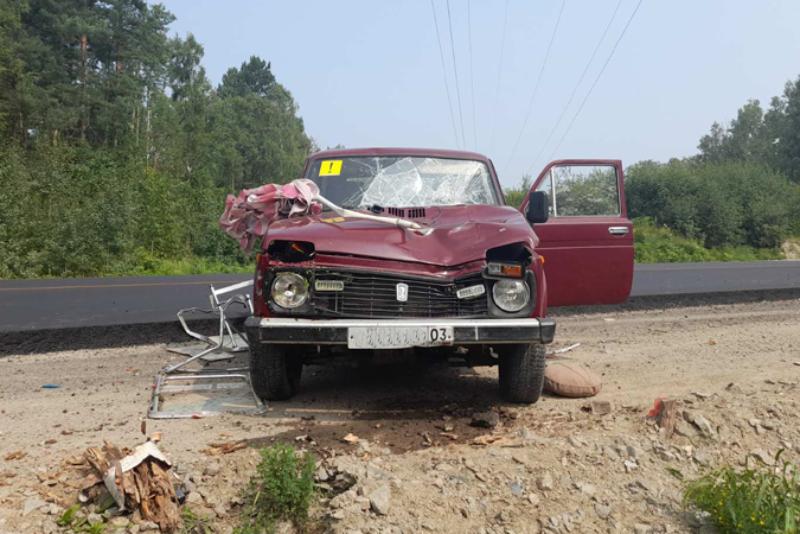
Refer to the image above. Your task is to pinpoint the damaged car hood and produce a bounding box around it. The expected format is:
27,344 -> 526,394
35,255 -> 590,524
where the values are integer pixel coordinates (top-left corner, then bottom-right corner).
264,205 -> 537,267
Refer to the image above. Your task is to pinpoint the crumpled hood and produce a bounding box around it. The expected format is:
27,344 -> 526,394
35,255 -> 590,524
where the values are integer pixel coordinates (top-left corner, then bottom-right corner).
264,205 -> 537,267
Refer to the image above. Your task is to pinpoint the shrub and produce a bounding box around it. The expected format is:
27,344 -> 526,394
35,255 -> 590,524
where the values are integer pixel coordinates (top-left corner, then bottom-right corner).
236,444 -> 316,534
626,159 -> 797,249
684,453 -> 800,533
633,217 -> 783,263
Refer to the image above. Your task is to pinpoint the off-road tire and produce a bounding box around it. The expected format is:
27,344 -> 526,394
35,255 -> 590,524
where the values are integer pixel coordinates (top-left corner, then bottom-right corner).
498,343 -> 546,404
249,344 -> 302,401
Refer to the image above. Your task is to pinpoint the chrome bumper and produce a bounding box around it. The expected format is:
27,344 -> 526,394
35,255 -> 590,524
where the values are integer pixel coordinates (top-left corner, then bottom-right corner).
244,316 -> 556,345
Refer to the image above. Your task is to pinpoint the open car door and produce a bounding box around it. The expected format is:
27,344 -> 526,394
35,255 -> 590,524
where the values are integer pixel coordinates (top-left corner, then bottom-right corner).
522,159 -> 634,307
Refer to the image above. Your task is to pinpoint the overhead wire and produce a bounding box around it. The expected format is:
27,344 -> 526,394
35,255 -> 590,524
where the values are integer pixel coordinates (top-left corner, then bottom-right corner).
545,0 -> 644,162
429,0 -> 461,148
530,0 -> 624,170
467,0 -> 478,151
503,0 -> 566,176
445,0 -> 468,148
488,0 -> 510,154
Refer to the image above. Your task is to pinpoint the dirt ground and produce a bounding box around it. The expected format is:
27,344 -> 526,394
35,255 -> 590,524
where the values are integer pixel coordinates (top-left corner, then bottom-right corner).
1,295 -> 799,533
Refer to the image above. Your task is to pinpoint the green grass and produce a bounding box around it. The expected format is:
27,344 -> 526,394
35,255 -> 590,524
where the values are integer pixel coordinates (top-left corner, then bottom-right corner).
105,254 -> 252,277
56,504 -> 106,533
1,253 -> 253,280
235,444 -> 316,534
2,215 -> 791,280
181,506 -> 214,534
684,452 -> 800,533
634,217 -> 784,263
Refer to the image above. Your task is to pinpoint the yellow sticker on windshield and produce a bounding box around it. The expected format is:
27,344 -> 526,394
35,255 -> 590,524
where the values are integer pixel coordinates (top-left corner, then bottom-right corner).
319,160 -> 342,176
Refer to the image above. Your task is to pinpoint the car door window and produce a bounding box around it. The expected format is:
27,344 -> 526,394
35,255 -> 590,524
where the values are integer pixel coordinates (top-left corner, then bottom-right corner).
537,165 -> 620,217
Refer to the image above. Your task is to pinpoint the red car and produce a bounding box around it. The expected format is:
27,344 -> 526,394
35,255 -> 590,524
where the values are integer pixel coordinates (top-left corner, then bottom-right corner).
244,148 -> 634,403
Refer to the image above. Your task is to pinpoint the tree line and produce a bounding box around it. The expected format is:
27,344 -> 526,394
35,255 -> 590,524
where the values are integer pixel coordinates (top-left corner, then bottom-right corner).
626,79 -> 800,251
2,1 -> 799,278
0,0 -> 310,277
507,79 -> 800,253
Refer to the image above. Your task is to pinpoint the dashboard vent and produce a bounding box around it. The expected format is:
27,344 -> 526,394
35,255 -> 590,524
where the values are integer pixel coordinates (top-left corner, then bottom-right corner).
386,207 -> 426,218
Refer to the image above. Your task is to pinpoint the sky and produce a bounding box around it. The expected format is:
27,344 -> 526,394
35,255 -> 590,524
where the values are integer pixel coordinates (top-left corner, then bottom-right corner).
158,0 -> 800,187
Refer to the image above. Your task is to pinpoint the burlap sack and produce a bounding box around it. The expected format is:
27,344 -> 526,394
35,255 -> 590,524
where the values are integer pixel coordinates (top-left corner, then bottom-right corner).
544,361 -> 602,398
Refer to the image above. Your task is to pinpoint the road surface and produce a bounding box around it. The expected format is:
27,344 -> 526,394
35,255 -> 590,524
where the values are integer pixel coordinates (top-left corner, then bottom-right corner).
0,261 -> 798,332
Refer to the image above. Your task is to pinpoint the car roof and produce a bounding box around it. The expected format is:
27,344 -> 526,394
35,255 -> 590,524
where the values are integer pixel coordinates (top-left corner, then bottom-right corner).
309,147 -> 491,163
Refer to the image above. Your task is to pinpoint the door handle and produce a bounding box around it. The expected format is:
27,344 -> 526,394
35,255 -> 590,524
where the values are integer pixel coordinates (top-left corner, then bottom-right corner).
608,226 -> 629,236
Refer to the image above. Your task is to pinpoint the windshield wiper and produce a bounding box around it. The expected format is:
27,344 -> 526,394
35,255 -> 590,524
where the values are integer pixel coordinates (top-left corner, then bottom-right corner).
314,195 -> 423,231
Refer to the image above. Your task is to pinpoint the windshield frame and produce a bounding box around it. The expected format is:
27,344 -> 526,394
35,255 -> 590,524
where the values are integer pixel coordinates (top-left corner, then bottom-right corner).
302,153 -> 504,209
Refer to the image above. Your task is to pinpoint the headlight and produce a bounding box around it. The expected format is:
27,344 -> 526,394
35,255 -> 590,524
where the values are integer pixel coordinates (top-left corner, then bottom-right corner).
270,272 -> 309,309
492,279 -> 530,312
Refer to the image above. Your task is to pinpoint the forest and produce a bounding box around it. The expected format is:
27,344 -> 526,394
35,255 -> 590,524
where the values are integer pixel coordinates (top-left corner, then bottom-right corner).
0,0 -> 309,277
1,1 -> 799,278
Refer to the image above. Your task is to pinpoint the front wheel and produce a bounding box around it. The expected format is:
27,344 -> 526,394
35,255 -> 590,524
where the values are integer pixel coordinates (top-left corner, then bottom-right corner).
249,344 -> 302,401
498,343 -> 546,404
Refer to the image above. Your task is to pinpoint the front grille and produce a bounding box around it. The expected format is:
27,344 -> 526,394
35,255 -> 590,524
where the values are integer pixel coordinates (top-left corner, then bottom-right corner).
310,270 -> 488,319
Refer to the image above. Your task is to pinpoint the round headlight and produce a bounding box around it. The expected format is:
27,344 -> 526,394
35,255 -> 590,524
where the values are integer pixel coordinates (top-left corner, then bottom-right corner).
270,272 -> 309,309
492,279 -> 530,312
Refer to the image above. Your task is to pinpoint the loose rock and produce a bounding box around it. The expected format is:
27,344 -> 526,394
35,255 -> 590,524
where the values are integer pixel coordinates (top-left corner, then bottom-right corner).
368,484 -> 391,515
595,503 -> 612,520
684,411 -> 715,437
22,498 -> 46,516
590,400 -> 612,415
470,411 -> 500,429
536,472 -> 554,491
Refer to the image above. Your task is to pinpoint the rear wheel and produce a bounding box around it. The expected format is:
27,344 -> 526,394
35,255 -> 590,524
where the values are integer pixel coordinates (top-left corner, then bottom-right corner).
249,343 -> 302,401
498,343 -> 546,404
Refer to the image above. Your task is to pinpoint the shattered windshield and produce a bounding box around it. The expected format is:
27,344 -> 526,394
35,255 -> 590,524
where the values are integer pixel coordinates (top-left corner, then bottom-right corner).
305,156 -> 498,208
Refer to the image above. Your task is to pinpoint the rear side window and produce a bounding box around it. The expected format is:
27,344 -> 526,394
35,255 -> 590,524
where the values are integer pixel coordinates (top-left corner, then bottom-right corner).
536,164 -> 620,217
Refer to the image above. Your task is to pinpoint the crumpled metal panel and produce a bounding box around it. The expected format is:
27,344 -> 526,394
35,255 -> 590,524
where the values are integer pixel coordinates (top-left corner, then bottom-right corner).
219,178 -> 321,252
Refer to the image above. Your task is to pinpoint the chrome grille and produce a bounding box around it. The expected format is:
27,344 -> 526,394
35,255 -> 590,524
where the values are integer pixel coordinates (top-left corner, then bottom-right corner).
310,271 -> 488,318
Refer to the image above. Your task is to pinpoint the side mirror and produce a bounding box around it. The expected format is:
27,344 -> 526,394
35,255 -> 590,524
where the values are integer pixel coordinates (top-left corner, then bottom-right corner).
526,191 -> 549,224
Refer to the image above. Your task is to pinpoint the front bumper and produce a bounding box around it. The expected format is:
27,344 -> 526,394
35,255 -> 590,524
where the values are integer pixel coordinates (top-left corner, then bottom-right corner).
245,316 -> 556,346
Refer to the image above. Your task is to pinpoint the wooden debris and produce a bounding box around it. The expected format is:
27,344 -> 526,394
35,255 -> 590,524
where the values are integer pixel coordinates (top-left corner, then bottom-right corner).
84,442 -> 126,474
77,441 -> 181,533
204,439 -> 247,455
472,434 -> 505,446
341,433 -> 360,444
471,434 -> 521,447
3,450 -> 26,461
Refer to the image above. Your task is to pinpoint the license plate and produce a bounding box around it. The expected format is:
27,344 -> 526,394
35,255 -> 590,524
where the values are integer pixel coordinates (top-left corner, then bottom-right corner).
347,326 -> 454,349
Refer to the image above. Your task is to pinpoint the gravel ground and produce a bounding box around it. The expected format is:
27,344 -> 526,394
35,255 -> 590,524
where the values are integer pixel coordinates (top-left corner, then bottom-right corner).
1,295 -> 799,533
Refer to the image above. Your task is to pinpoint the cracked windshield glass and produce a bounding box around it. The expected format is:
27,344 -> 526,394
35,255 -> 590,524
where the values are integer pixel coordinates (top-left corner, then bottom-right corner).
305,156 -> 498,208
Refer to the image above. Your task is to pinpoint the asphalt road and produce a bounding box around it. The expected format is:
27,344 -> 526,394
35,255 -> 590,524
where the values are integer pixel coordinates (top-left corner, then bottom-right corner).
1,261 -> 799,333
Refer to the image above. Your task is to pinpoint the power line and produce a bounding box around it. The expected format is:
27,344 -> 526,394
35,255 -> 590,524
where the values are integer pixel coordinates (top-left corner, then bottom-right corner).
446,0 -> 467,148
546,0 -> 643,162
430,0 -> 461,148
531,0 -> 624,170
488,0 -> 510,154
467,0 -> 478,151
504,0 -> 566,176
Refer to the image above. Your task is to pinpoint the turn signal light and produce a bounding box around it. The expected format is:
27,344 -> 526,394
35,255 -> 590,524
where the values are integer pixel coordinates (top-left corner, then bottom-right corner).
487,262 -> 523,278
